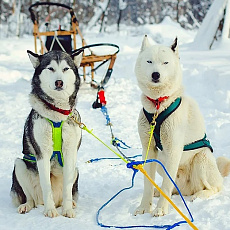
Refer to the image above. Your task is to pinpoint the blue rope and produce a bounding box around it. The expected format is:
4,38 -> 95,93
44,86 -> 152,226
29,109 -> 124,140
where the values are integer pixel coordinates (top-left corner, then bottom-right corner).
127,160 -> 194,223
101,106 -> 111,125
112,137 -> 131,149
101,106 -> 131,150
96,159 -> 194,229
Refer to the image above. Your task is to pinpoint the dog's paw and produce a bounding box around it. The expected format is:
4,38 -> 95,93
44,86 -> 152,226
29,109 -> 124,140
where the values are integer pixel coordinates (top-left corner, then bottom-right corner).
18,203 -> 32,214
191,194 -> 198,202
44,208 -> 59,218
134,204 -> 152,215
152,206 -> 168,217
191,189 -> 215,201
62,208 -> 76,218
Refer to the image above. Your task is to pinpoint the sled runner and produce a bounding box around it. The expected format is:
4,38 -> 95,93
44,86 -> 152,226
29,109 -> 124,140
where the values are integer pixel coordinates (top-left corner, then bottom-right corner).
29,2 -> 119,87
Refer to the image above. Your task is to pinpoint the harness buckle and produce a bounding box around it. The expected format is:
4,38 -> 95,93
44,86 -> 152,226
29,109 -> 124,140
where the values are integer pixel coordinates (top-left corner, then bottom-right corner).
70,115 -> 86,129
151,111 -> 158,125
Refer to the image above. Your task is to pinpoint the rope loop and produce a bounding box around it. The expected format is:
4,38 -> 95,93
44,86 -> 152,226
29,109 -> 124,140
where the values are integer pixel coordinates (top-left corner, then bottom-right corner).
97,159 -> 197,230
112,137 -> 131,149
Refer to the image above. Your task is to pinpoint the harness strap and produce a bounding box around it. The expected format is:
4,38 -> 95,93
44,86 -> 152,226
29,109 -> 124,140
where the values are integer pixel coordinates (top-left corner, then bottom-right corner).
144,97 -> 181,151
143,97 -> 213,152
23,153 -> 36,162
23,119 -> 65,166
183,134 -> 213,152
47,119 -> 64,166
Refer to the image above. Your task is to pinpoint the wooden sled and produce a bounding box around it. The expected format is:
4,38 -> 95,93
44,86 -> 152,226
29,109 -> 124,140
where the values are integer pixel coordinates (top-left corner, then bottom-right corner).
29,2 -> 119,88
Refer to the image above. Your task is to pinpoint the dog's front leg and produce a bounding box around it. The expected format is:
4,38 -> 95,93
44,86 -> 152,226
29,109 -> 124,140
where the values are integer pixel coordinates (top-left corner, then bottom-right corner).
34,119 -> 58,217
135,149 -> 158,215
153,145 -> 183,217
62,152 -> 77,218
135,111 -> 158,215
37,158 -> 59,217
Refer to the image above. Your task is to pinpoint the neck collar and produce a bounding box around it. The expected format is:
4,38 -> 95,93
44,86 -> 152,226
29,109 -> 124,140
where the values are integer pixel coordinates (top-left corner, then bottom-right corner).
43,100 -> 72,116
146,96 -> 169,110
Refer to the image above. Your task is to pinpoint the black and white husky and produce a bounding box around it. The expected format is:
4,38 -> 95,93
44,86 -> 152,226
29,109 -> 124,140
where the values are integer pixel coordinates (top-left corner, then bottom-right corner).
11,50 -> 82,218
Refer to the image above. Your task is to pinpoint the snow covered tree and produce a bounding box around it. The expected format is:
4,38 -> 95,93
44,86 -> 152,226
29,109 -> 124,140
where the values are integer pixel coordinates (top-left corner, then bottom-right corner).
0,0 -> 215,36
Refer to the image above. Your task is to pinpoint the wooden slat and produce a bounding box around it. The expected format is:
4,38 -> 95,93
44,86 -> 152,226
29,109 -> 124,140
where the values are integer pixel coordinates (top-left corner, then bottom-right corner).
34,31 -> 77,36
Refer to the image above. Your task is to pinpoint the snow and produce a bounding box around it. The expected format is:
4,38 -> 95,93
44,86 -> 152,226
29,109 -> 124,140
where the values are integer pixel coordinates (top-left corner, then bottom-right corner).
0,18 -> 230,230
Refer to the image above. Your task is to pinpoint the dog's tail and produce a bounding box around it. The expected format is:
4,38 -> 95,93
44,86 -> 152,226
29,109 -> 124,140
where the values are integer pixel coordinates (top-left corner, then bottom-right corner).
216,156 -> 230,177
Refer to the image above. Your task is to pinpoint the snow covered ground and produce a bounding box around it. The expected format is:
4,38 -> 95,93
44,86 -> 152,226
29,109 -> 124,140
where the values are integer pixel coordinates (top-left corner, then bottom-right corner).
0,18 -> 230,230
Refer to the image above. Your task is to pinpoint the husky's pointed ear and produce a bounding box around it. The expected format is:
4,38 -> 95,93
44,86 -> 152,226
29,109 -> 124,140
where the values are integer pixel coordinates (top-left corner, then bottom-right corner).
27,50 -> 40,68
171,37 -> 179,55
141,35 -> 151,52
72,49 -> 83,68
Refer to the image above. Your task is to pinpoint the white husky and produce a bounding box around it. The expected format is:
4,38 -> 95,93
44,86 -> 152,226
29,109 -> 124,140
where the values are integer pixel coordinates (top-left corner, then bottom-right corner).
134,35 -> 230,217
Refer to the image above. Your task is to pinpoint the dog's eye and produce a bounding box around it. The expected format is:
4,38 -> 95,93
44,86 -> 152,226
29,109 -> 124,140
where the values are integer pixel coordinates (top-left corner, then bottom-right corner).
147,60 -> 152,64
63,67 -> 69,72
163,62 -> 169,65
48,67 -> 55,72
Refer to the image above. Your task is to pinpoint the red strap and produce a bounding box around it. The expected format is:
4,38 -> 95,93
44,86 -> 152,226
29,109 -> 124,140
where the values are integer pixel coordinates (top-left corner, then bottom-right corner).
43,100 -> 72,115
147,96 -> 169,110
98,89 -> 107,105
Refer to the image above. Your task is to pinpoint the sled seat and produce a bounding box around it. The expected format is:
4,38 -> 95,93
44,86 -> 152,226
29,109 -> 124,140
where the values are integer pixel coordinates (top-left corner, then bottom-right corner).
45,32 -> 72,53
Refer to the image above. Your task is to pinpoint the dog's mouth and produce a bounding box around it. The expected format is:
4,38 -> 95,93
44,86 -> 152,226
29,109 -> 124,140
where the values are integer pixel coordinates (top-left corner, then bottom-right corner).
55,87 -> 63,91
152,79 -> 160,83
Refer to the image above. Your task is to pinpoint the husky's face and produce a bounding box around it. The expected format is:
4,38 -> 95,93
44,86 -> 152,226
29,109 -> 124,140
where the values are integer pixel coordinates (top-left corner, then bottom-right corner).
27,50 -> 82,105
135,36 -> 182,98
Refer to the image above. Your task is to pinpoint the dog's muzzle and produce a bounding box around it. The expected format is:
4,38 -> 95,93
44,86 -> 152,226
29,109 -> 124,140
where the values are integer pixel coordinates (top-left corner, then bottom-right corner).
152,72 -> 160,83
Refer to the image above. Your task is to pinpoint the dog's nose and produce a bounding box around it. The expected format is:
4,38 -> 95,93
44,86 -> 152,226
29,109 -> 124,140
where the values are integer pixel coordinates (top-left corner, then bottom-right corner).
152,72 -> 160,82
55,80 -> 63,88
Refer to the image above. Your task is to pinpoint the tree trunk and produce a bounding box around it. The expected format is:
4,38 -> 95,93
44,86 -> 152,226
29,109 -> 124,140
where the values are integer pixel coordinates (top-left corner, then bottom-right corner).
87,0 -> 110,30
176,0 -> 180,23
16,0 -> 21,37
117,10 -> 122,31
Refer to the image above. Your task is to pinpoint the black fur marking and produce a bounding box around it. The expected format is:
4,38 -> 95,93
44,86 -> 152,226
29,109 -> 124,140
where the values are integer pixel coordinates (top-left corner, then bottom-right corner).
72,170 -> 79,196
23,109 -> 43,160
171,37 -> 178,52
11,167 -> 26,204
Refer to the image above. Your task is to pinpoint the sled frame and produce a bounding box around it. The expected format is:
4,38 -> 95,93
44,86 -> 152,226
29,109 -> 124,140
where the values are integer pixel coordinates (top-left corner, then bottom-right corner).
29,2 -> 118,85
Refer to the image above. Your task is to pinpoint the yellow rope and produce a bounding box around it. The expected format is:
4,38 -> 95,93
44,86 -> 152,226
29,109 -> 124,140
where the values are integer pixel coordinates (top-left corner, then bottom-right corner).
135,164 -> 198,230
70,116 -> 129,164
71,116 -> 198,230
144,123 -> 155,166
82,125 -> 129,164
143,111 -> 158,165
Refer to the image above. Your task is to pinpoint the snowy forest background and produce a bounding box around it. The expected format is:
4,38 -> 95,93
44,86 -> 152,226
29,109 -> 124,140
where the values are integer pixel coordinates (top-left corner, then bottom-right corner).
0,0 -> 214,37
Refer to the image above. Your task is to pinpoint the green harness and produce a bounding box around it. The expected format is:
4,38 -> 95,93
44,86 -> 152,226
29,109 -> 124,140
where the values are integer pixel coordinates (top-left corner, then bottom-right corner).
143,97 -> 213,152
23,119 -> 65,166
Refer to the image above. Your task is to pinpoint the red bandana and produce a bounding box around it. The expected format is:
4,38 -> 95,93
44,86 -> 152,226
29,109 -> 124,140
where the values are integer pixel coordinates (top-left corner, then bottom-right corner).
43,100 -> 72,115
146,96 -> 169,110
